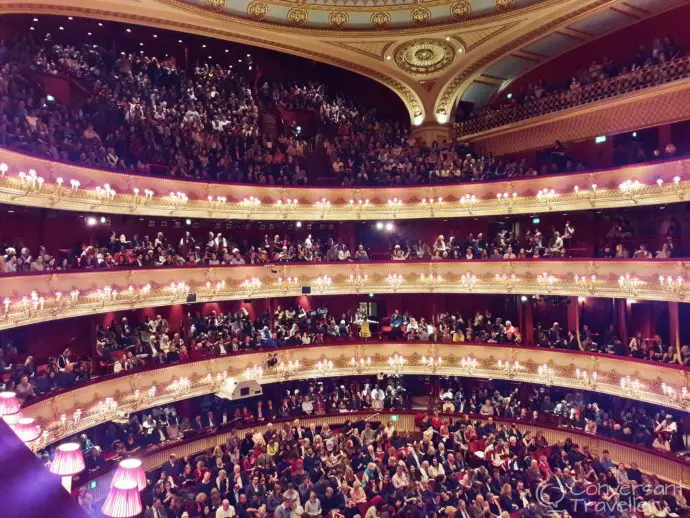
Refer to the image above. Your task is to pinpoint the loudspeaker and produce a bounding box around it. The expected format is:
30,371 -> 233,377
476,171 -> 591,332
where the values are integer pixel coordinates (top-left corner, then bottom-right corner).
186,293 -> 197,303
302,286 -> 311,295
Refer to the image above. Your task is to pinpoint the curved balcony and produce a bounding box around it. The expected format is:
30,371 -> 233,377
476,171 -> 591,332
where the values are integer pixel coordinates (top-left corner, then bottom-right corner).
21,342 -> 690,450
1,260 -> 687,331
79,411 -> 690,501
455,56 -> 690,138
0,148 -> 688,221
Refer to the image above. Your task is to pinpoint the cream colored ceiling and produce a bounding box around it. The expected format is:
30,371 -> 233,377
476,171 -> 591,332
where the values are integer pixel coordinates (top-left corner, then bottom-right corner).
0,0 -> 685,124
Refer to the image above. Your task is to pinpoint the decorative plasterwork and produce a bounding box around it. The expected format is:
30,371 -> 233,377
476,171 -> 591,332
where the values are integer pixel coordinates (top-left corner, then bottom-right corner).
185,0 -> 538,30
22,343 -> 690,451
325,39 -> 396,60
0,149 -> 687,221
1,260 -> 689,332
435,0 -> 614,118
394,38 -> 456,75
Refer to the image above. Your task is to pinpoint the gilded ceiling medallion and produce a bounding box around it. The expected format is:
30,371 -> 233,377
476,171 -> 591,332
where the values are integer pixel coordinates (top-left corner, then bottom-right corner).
410,7 -> 431,25
247,1 -> 268,20
329,11 -> 349,28
450,1 -> 471,19
496,0 -> 518,11
203,0 -> 225,10
370,11 -> 391,29
287,7 -> 309,25
394,39 -> 455,75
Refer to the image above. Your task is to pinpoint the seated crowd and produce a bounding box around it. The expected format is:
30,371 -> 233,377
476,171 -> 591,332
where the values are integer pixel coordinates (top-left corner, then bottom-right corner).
0,217 -> 681,274
2,300 -> 685,405
460,34 -> 682,123
2,38 -> 310,185
66,379 -> 687,518
0,36 -> 589,188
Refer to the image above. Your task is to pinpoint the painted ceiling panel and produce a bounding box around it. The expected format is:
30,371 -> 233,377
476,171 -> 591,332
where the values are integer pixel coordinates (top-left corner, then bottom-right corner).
461,81 -> 500,104
567,8 -> 635,36
626,0 -> 688,13
484,55 -> 537,79
522,32 -> 582,57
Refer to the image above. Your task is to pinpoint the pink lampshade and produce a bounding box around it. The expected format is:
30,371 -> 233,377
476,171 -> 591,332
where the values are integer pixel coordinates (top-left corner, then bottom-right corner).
111,458 -> 146,491
0,391 -> 20,416
2,410 -> 23,426
50,442 -> 86,476
101,480 -> 142,518
13,417 -> 40,442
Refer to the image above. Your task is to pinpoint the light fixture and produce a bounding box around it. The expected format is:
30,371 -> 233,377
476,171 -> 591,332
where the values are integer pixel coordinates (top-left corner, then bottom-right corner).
574,274 -> 597,293
421,356 -> 443,371
0,391 -> 20,417
497,360 -> 523,377
315,198 -> 331,209
460,273 -> 477,290
14,417 -> 40,442
245,365 -> 264,379
460,194 -> 478,207
659,275 -> 684,293
575,368 -> 597,388
50,442 -> 85,492
459,357 -> 478,374
618,273 -> 642,294
620,376 -> 644,396
537,364 -> 555,385
278,360 -> 300,376
386,273 -> 404,289
536,272 -> 557,291
315,360 -> 333,372
350,356 -> 372,372
101,480 -> 142,518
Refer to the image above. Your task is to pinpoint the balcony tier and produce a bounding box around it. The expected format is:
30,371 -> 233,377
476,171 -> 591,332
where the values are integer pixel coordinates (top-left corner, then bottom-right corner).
1,260 -> 688,331
22,342 -> 690,450
0,148 -> 688,220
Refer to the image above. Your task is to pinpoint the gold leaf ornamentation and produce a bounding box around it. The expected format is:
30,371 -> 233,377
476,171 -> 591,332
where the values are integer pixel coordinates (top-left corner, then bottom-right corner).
247,1 -> 268,20
451,1 -> 472,19
287,7 -> 309,25
410,7 -> 431,25
329,11 -> 349,28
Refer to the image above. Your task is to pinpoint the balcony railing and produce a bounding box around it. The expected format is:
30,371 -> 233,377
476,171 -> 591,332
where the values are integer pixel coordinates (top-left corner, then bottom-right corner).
20,342 -> 690,450
456,56 -> 690,137
0,148 -> 688,220
0,260 -> 687,331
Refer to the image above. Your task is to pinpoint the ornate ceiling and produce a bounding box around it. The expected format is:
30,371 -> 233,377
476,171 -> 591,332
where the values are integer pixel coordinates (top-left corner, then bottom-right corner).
0,0 -> 685,123
183,0 -> 542,30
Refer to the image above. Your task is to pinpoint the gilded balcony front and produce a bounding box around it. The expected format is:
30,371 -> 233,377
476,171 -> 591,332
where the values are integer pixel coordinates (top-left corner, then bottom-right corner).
1,260 -> 687,331
0,148 -> 687,220
21,342 -> 690,450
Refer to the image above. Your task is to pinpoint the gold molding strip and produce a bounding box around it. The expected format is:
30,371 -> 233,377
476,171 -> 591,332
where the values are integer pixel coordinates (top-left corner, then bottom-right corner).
22,342 -> 690,450
2,260 -> 688,331
0,148 -> 687,221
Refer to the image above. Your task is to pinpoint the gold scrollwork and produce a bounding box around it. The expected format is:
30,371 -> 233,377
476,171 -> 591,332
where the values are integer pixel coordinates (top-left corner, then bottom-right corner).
451,1 -> 472,19
371,11 -> 391,29
496,0 -> 518,11
410,7 -> 431,25
329,11 -> 349,28
247,1 -> 268,20
394,39 -> 455,75
287,7 -> 309,25
203,0 -> 225,10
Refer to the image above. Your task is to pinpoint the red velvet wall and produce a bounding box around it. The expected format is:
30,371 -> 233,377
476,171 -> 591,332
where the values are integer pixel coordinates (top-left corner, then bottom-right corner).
504,3 -> 690,98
